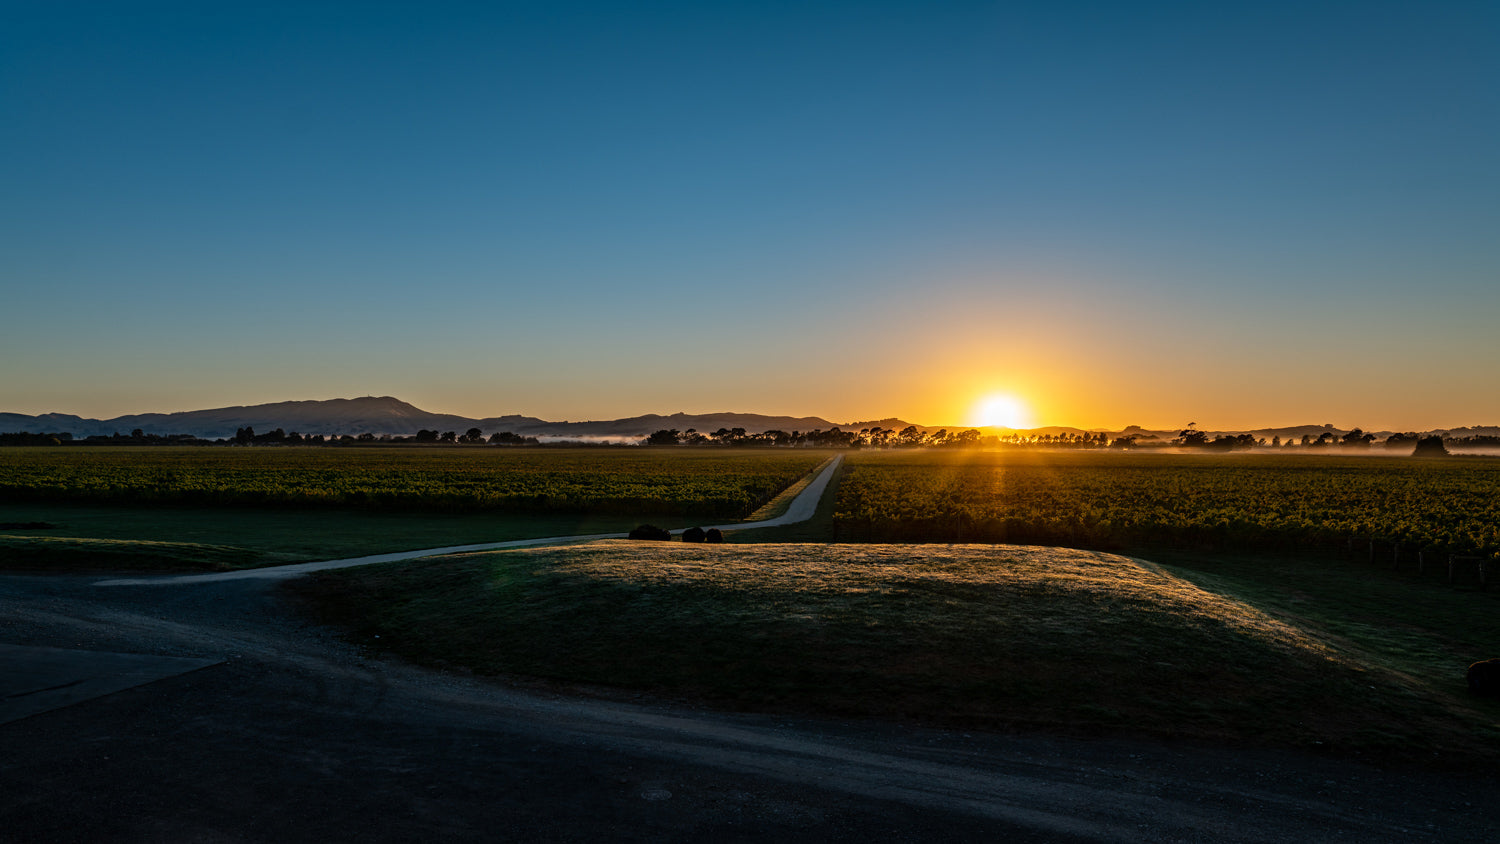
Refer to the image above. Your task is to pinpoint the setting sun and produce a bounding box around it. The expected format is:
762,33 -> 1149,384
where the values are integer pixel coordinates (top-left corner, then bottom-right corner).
972,394 -> 1032,430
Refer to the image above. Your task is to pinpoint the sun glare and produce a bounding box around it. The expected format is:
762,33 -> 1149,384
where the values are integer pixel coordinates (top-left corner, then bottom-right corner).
973,394 -> 1031,430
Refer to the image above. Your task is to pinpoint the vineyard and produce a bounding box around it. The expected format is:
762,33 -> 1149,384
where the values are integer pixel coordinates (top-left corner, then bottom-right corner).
831,451 -> 1500,560
0,447 -> 828,519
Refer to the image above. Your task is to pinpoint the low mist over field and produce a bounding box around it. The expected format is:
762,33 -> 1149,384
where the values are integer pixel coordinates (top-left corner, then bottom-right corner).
3,396 -> 1496,445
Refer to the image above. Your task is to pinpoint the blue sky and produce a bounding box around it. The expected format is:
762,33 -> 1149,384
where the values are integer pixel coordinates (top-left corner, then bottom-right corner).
3,1 -> 1496,429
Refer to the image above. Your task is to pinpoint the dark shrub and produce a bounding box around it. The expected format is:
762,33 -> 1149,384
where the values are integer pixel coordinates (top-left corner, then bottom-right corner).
705,528 -> 725,543
1412,435 -> 1449,457
681,526 -> 707,543
627,524 -> 672,541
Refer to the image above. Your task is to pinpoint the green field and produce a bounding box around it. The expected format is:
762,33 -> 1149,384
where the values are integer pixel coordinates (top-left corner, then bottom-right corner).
0,446 -> 826,517
289,540 -> 1500,769
832,450 -> 1500,560
0,447 -> 830,570
270,447 -> 1500,767
6,444 -> 1499,766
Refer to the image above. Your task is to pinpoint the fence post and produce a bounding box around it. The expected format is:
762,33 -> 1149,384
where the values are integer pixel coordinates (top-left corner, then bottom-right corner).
1392,542 -> 1400,571
1448,555 -> 1456,585
1418,550 -> 1425,575
1368,540 -> 1375,565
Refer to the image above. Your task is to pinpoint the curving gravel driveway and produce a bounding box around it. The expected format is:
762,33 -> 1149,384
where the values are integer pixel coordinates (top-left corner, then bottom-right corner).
92,455 -> 844,587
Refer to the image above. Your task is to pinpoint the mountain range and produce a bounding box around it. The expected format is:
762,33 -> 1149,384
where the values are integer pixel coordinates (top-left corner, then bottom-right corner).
2,396 -> 1496,442
0,396 -> 908,441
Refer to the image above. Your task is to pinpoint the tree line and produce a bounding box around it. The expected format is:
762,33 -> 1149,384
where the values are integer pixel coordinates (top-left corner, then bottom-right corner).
4,424 -> 1496,452
648,426 -> 992,448
0,427 -> 539,447
645,424 -> 1490,453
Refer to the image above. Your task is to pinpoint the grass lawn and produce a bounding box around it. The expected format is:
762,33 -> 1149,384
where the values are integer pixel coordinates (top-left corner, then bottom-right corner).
288,540 -> 1500,770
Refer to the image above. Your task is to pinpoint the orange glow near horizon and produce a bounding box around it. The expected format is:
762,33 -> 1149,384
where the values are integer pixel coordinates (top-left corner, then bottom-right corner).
970,394 -> 1033,430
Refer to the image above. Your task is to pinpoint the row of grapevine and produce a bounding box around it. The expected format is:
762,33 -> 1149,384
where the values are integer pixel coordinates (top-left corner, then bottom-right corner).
830,451 -> 1500,559
0,447 -> 828,519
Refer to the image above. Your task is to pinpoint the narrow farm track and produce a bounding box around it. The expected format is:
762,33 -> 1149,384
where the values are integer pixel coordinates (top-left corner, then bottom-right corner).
3,454 -> 1497,840
91,455 -> 843,587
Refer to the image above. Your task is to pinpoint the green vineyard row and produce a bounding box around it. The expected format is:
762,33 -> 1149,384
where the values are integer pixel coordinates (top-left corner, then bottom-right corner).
0,447 -> 828,520
831,451 -> 1500,558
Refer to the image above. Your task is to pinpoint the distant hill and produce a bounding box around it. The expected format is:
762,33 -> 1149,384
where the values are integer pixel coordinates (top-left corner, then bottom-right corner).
2,397 -> 509,440
0,396 -> 1491,442
0,397 -> 859,440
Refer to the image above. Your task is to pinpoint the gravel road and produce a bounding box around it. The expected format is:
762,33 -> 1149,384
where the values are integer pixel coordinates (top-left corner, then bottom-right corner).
3,568 -> 1497,842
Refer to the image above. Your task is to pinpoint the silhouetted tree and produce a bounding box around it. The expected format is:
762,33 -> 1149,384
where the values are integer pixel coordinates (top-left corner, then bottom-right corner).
1412,435 -> 1449,457
950,429 -> 982,447
646,429 -> 681,445
1175,424 -> 1208,447
487,431 -> 537,445
1384,432 -> 1418,450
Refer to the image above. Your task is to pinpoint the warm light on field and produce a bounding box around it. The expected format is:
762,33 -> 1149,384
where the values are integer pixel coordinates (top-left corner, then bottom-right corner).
971,394 -> 1031,429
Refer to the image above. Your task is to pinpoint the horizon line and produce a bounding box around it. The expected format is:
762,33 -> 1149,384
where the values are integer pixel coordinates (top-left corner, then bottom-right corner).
3,395 -> 1495,436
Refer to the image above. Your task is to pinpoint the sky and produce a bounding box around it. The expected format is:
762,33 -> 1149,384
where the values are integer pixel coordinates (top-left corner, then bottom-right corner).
2,1 -> 1497,431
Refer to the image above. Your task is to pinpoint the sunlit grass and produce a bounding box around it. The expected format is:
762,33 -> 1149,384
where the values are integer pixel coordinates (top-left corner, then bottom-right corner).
291,541 -> 1500,767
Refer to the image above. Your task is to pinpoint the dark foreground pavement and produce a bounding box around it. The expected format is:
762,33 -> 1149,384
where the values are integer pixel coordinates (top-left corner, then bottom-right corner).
2,570 -> 1496,843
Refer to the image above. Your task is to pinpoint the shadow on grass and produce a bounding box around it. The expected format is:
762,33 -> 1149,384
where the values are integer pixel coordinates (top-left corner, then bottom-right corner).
287,541 -> 1500,771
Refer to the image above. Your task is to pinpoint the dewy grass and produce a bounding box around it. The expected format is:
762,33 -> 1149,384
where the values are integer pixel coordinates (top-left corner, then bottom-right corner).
291,541 -> 1500,768
1138,547 -> 1500,739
